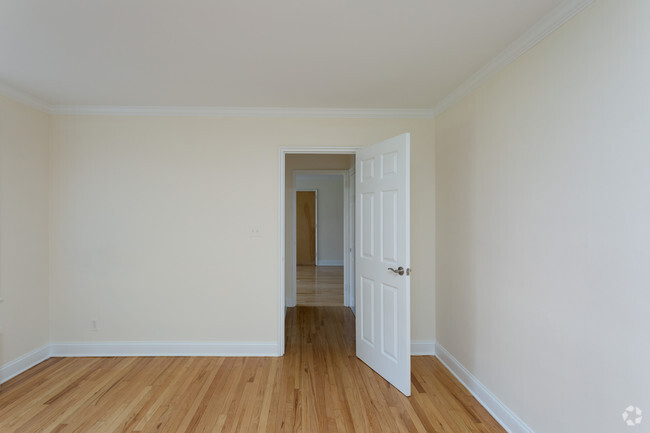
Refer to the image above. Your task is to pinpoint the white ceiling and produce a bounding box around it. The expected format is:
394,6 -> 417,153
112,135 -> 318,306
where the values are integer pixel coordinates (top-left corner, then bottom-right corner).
0,0 -> 568,109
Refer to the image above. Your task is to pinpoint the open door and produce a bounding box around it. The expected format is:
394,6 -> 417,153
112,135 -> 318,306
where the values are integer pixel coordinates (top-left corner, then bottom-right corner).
355,133 -> 411,396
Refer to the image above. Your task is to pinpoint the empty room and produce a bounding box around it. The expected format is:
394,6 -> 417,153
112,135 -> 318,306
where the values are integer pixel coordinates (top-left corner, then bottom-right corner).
0,1 -> 648,432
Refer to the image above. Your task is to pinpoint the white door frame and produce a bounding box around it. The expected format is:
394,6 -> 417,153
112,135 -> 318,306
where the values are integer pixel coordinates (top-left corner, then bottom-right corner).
278,147 -> 359,355
294,187 -> 319,268
292,171 -> 350,308
348,166 -> 356,314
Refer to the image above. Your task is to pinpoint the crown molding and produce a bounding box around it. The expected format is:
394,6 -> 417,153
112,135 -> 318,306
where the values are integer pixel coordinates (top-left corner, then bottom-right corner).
1,0 -> 592,120
49,105 -> 434,118
0,82 -> 51,113
432,0 -> 595,117
0,81 -> 433,118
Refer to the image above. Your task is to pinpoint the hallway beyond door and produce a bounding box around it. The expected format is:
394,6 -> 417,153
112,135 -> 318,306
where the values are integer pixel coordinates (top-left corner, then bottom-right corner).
296,265 -> 343,306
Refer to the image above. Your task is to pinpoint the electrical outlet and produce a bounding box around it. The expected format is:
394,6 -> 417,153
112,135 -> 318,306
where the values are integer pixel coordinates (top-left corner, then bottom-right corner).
249,224 -> 261,237
91,319 -> 98,331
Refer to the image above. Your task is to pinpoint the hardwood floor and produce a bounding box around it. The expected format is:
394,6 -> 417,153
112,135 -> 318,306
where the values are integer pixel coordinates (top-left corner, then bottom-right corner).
0,307 -> 505,432
296,265 -> 344,306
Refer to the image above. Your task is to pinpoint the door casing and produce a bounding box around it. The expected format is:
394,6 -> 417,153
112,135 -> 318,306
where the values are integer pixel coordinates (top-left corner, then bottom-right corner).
278,148 -> 359,355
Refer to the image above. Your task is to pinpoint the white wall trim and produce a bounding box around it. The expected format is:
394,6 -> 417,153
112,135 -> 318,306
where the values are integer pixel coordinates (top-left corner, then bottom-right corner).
0,83 -> 434,118
432,0 -> 595,117
50,341 -> 280,357
1,341 -> 280,384
285,148 -> 360,154
0,82 -> 51,113
411,340 -> 436,356
435,343 -> 535,433
279,149 -> 287,353
51,106 -> 435,118
317,260 -> 344,267
0,345 -> 51,384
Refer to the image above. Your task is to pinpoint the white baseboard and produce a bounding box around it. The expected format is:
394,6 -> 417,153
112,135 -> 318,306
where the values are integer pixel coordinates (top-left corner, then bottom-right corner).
435,343 -> 535,433
317,260 -> 344,266
411,340 -> 436,356
0,345 -> 51,384
50,341 -> 281,357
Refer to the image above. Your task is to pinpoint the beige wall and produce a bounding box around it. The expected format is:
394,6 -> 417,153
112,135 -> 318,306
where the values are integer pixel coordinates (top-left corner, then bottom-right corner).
49,117 -> 436,345
435,1 -> 650,432
0,95 -> 50,373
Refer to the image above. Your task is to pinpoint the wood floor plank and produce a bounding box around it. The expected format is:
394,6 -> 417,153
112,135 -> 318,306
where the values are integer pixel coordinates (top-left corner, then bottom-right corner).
0,307 -> 506,433
296,266 -> 344,306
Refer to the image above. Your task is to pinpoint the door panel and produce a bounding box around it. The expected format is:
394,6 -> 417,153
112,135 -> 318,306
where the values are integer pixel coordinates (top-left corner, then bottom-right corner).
360,277 -> 375,345
356,133 -> 411,396
360,193 -> 374,259
296,191 -> 316,265
381,190 -> 398,263
381,283 -> 398,361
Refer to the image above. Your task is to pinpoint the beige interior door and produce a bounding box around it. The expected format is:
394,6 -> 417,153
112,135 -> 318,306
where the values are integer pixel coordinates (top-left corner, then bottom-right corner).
296,191 -> 316,265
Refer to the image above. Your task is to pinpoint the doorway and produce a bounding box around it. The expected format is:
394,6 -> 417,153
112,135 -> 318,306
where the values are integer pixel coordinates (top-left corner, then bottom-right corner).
278,135 -> 412,396
295,174 -> 346,307
278,151 -> 358,355
290,167 -> 354,308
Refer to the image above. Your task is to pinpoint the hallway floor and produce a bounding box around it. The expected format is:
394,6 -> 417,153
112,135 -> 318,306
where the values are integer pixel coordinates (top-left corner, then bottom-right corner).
296,265 -> 344,306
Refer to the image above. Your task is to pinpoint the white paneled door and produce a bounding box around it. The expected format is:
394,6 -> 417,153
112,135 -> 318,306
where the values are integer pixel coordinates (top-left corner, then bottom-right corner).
355,133 -> 411,396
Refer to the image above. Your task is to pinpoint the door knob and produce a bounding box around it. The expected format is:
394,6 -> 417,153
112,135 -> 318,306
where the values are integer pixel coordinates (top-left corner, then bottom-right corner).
388,267 -> 405,276
388,267 -> 411,276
